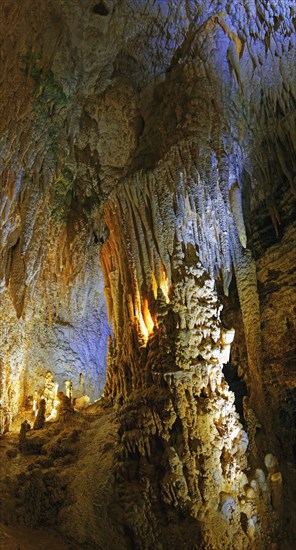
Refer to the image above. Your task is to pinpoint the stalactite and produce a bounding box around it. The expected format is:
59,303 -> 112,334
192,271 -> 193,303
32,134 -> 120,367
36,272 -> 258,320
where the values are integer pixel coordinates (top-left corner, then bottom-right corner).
100,136 -> 267,412
96,118 -> 291,541
234,246 -> 262,403
101,166 -> 276,545
229,182 -> 247,249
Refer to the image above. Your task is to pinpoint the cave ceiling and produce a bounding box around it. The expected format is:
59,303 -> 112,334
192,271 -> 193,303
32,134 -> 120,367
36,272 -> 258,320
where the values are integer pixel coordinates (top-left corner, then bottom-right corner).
0,0 -> 295,306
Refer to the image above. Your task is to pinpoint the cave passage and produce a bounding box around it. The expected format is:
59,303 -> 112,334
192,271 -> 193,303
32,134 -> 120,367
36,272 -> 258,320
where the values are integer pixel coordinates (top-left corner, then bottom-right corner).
0,1 -> 295,549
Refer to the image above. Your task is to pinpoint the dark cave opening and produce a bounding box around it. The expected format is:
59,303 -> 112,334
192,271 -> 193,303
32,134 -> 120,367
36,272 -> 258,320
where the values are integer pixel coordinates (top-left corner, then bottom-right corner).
223,361 -> 248,422
93,1 -> 110,16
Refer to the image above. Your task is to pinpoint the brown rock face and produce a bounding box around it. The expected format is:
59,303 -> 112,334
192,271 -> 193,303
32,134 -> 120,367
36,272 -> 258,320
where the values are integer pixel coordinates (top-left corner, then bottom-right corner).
0,0 -> 295,548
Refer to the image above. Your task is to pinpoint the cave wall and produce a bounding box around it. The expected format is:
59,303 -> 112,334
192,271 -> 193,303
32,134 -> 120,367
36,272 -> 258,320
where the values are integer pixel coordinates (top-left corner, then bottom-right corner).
21,274 -> 111,403
0,260 -> 111,432
0,0 -> 296,548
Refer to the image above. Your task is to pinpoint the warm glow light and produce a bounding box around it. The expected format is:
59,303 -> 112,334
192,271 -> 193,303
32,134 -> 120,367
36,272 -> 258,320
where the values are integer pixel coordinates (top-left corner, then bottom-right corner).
135,299 -> 155,341
142,298 -> 155,336
139,311 -> 149,340
46,399 -> 60,421
151,272 -> 158,300
134,304 -> 148,340
32,391 -> 38,417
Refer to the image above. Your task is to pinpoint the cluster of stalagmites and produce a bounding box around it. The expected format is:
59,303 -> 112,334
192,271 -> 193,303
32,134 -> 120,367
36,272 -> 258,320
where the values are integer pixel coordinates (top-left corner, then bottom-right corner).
18,393 -> 74,455
100,223 -> 278,547
114,376 -> 282,545
100,151 -> 264,424
14,368 -> 85,460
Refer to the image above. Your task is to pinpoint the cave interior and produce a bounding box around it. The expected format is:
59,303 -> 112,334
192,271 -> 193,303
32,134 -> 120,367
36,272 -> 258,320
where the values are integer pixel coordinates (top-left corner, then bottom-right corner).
0,1 -> 295,549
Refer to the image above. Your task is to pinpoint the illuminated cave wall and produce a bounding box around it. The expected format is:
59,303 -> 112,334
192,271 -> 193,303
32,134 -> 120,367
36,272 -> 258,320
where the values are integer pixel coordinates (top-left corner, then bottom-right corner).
0,0 -> 296,547
0,259 -> 110,431
23,275 -> 111,403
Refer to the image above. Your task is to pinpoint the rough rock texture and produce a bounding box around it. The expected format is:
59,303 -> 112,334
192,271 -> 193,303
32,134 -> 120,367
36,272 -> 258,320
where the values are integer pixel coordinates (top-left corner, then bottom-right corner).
0,267 -> 111,432
0,0 -> 295,548
0,524 -> 82,550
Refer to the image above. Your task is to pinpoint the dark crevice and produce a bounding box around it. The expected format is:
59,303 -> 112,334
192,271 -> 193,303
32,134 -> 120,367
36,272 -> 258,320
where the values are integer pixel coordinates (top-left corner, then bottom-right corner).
240,512 -> 248,534
93,2 -> 109,16
223,362 -> 248,422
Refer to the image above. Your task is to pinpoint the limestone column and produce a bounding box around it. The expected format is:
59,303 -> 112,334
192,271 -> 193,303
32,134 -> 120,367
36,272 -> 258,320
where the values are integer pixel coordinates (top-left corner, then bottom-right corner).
99,165 -> 271,548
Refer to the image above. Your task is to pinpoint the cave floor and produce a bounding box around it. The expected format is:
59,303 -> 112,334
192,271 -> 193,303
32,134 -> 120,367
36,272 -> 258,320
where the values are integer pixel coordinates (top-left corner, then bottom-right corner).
2,400 -> 295,550
0,522 -> 83,550
0,401 -> 120,550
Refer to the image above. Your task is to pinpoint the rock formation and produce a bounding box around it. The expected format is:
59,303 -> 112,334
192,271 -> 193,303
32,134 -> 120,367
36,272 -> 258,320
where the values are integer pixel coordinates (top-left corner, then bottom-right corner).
0,0 -> 295,548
